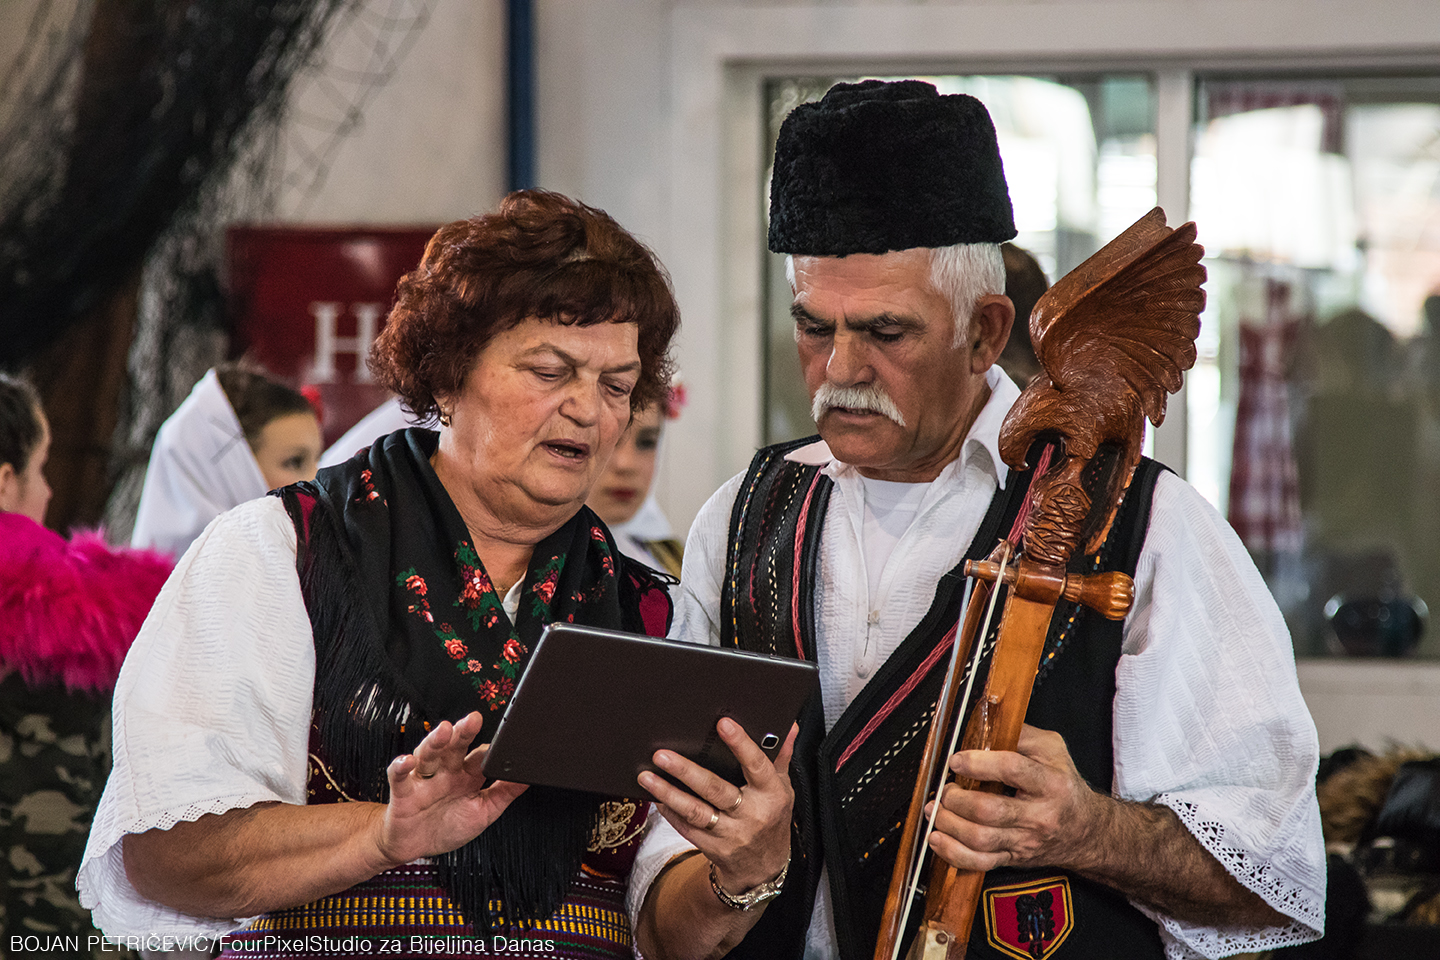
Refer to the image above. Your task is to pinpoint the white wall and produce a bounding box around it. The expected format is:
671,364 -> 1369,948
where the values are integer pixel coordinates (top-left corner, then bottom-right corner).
271,0 -> 508,223
536,0 -> 672,251
0,0 -> 508,225
1299,660 -> 1440,753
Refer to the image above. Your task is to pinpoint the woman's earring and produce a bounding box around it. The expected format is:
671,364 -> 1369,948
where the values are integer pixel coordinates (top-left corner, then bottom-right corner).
439,410 -> 452,427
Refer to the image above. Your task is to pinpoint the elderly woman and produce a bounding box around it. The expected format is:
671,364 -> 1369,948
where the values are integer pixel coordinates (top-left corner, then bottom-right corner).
79,191 -> 787,958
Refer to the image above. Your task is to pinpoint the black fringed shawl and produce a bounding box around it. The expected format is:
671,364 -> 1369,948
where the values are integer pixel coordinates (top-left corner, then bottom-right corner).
274,428 -> 667,932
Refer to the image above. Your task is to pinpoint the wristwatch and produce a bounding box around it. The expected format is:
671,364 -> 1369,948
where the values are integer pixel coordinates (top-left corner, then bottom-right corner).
709,860 -> 789,911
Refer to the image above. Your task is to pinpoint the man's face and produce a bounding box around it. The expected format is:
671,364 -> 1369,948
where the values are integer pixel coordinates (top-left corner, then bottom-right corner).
791,249 -> 1008,482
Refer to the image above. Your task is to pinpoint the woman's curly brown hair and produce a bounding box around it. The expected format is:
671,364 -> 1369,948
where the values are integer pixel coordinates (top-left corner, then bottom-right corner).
370,190 -> 679,421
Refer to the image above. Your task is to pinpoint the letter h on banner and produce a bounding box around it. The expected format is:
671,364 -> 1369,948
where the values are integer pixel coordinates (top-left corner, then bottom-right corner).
309,302 -> 383,384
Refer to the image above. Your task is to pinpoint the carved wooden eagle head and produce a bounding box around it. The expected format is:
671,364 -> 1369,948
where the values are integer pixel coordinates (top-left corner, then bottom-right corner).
998,208 -> 1205,563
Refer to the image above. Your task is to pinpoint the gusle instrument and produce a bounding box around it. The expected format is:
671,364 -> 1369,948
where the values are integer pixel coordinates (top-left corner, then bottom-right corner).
873,207 -> 1206,960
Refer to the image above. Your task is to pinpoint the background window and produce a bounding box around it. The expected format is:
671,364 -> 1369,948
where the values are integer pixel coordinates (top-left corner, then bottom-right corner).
763,71 -> 1440,661
1188,75 -> 1440,657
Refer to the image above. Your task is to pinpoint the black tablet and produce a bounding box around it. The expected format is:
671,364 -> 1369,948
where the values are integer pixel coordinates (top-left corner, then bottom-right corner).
480,623 -> 818,798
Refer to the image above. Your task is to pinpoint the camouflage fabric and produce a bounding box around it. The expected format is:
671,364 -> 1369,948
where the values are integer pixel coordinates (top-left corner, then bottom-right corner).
0,671 -> 118,958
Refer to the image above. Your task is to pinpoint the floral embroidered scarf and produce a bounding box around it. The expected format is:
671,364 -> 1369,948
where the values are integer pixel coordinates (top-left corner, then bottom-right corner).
340,427 -> 628,729
276,427 -> 658,932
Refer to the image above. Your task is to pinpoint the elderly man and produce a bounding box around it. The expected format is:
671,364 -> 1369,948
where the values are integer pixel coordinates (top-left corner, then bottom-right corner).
630,81 -> 1325,960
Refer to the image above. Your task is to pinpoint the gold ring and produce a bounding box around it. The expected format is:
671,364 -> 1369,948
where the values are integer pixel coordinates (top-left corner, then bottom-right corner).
706,810 -> 720,829
418,771 -> 437,779
727,792 -> 744,813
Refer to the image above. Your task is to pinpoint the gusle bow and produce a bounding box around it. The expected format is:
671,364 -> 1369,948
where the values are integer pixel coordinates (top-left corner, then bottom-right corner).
874,207 -> 1206,960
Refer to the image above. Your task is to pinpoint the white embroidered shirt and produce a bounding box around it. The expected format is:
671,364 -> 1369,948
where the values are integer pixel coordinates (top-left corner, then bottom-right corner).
626,367 -> 1325,960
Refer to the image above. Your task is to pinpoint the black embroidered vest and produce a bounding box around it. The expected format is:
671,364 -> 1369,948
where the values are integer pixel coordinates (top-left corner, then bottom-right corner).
718,436 -> 1167,960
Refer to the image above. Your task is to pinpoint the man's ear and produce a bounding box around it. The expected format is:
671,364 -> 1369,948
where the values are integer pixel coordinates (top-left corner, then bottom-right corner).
0,461 -> 18,514
969,294 -> 1016,373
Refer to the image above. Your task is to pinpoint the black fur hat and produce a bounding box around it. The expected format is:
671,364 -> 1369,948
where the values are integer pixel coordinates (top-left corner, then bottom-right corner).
768,79 -> 1017,255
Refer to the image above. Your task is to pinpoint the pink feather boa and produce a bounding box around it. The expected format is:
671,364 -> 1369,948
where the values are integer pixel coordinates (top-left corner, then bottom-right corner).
0,511 -> 174,692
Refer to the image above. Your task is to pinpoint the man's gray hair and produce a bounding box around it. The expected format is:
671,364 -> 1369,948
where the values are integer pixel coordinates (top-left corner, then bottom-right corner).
930,242 -> 1005,346
786,242 -> 1005,347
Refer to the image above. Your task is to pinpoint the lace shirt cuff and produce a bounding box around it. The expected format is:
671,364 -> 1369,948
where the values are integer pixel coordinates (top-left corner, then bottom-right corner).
1146,794 -> 1324,959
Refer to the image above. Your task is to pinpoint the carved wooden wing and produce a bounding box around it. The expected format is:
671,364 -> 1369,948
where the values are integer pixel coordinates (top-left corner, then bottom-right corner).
1031,207 -> 1204,426
998,208 -> 1206,559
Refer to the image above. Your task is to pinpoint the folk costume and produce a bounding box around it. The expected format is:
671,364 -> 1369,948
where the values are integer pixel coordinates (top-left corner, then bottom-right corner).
629,80 -> 1325,960
81,429 -> 672,959
611,494 -> 685,580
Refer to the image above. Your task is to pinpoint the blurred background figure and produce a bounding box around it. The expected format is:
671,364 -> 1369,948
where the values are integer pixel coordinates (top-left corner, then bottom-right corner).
997,242 -> 1049,386
1418,294 -> 1440,409
317,394 -> 420,469
585,384 -> 685,578
0,372 -> 171,947
130,362 -> 322,558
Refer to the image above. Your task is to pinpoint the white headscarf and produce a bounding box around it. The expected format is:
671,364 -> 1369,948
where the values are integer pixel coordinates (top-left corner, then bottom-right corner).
317,396 -> 422,469
609,493 -> 678,575
613,493 -> 674,543
130,369 -> 268,559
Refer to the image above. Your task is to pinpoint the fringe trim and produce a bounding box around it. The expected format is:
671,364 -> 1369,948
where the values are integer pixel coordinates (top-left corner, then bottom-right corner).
281,489 -> 598,932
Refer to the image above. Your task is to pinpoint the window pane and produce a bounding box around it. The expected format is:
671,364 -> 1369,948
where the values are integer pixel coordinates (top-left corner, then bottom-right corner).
1189,75 -> 1440,658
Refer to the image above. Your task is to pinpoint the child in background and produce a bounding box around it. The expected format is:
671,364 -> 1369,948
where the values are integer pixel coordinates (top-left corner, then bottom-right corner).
130,362 -> 323,558
585,387 -> 685,579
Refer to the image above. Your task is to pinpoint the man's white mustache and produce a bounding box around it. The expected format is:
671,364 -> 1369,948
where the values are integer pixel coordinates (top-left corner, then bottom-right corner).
811,383 -> 907,427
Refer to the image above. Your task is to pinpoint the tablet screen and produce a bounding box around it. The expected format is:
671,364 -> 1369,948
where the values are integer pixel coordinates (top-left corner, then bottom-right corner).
481,623 -> 818,798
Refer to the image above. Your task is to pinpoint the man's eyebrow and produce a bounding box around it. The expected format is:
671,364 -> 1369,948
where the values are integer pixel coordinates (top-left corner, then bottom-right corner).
790,303 -> 922,331
521,343 -> 642,375
847,313 -> 923,332
791,303 -> 825,325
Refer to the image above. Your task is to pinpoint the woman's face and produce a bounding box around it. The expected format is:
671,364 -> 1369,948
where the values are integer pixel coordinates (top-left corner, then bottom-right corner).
587,404 -> 662,526
251,411 -> 323,490
0,407 -> 52,524
437,317 -> 641,530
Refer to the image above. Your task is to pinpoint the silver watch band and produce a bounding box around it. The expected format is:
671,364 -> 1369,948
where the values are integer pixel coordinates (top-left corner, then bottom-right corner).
708,859 -> 789,911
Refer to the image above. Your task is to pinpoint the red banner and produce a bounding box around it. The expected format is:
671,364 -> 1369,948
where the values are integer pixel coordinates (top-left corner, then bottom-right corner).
226,225 -> 438,445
